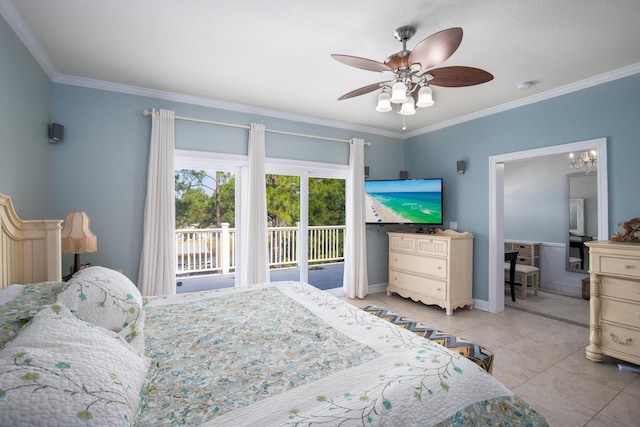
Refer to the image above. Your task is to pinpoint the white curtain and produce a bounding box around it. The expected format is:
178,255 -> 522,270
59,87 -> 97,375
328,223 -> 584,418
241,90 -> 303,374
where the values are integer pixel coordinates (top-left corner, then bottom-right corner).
343,138 -> 368,298
138,109 -> 176,297
238,123 -> 269,286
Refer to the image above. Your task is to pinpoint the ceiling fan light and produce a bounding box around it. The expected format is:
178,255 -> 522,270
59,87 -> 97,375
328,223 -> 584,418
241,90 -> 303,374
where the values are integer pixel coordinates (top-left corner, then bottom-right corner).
398,98 -> 416,115
390,81 -> 408,103
375,91 -> 392,112
416,85 -> 434,108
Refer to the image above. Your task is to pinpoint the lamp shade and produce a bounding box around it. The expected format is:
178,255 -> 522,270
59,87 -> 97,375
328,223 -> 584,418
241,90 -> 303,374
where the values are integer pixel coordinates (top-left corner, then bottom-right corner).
375,91 -> 392,112
398,98 -> 416,115
61,211 -> 97,254
416,85 -> 434,108
390,81 -> 408,103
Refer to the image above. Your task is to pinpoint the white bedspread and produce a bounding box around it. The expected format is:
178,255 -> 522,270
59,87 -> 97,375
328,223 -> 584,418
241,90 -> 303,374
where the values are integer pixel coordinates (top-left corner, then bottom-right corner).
139,281 -> 546,426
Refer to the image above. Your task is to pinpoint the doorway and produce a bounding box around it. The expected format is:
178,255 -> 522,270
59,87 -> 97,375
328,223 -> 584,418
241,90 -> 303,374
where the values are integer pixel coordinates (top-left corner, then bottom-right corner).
265,161 -> 347,289
488,138 -> 608,313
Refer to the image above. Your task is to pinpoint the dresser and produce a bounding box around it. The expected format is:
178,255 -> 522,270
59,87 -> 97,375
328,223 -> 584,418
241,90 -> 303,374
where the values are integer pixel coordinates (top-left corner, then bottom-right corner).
585,241 -> 640,365
387,231 -> 474,316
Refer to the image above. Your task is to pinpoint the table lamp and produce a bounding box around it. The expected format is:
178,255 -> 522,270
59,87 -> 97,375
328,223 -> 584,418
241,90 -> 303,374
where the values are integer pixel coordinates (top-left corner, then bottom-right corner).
61,211 -> 97,274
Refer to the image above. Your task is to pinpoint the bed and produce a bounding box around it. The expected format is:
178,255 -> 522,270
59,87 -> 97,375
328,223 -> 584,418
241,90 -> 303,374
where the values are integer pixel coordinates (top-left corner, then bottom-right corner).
0,193 -> 548,426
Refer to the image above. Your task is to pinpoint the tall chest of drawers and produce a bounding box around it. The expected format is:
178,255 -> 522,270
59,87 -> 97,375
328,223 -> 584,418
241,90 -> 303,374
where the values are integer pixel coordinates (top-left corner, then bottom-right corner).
387,231 -> 474,316
585,241 -> 640,365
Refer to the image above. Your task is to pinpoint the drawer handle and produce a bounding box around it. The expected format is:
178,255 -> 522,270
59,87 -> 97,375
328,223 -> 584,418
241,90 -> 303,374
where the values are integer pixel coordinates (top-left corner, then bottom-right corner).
437,287 -> 442,291
624,265 -> 632,269
610,333 -> 632,345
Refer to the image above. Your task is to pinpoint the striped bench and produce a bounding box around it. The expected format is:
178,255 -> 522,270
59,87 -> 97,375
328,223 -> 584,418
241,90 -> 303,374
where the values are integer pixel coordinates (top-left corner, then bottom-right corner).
362,305 -> 494,374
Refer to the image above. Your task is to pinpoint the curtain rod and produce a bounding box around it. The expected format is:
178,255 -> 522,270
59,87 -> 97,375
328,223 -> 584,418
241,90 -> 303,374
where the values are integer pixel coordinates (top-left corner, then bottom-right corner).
142,109 -> 369,145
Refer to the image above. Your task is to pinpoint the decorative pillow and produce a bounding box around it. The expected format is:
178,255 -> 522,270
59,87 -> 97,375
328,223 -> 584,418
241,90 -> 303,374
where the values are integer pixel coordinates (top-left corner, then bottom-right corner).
56,266 -> 144,345
0,281 -> 66,349
0,304 -> 149,426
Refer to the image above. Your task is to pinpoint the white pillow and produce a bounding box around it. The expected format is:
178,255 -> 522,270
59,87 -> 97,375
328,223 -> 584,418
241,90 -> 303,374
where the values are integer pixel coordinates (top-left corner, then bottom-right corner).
57,266 -> 144,345
0,304 -> 149,426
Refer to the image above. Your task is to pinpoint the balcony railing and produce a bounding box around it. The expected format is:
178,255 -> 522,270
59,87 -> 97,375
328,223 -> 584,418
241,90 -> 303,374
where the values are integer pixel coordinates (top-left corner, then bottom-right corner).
176,224 -> 345,276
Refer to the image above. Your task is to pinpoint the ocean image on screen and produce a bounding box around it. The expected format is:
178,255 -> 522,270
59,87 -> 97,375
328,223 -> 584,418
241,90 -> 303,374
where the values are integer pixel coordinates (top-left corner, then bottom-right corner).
365,180 -> 443,224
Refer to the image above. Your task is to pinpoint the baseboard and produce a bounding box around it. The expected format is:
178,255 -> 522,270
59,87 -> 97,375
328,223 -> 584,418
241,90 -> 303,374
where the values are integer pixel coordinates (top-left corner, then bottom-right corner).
473,298 -> 492,312
368,282 -> 387,294
324,282 -> 387,298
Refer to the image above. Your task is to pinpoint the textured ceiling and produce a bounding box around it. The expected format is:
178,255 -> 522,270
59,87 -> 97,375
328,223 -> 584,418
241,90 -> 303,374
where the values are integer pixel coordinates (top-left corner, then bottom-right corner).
4,0 -> 640,136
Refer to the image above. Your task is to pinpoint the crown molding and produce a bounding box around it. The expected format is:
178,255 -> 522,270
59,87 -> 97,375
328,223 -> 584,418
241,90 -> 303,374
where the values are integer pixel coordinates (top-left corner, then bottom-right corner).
405,63 -> 640,139
4,0 -> 639,141
53,74 -> 403,140
0,0 -> 56,79
50,64 -> 640,141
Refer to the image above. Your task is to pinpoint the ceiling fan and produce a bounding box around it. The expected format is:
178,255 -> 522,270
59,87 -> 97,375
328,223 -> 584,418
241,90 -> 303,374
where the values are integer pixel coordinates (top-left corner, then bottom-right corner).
331,26 -> 493,115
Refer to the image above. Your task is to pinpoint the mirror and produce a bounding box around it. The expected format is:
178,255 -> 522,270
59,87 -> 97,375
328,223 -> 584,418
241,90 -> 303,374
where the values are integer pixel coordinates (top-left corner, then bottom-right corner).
567,173 -> 597,272
569,198 -> 584,235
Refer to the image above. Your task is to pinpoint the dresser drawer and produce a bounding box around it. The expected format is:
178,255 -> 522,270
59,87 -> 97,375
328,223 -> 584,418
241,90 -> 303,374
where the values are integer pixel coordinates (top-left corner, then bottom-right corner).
600,256 -> 640,279
414,238 -> 448,256
389,251 -> 447,278
602,277 -> 640,303
389,235 -> 416,253
601,299 -> 640,326
601,323 -> 640,359
389,270 -> 447,300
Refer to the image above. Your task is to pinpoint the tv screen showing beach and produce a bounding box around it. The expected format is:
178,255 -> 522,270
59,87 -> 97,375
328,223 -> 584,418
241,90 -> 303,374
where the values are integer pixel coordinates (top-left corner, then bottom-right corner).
365,179 -> 443,224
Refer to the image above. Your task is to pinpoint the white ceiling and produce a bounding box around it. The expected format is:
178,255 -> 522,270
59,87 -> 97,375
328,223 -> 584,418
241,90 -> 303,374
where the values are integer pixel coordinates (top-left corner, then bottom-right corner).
4,0 -> 640,137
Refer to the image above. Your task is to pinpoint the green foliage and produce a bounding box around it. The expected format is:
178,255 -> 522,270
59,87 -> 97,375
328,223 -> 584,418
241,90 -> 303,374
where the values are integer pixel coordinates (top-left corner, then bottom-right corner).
309,178 -> 345,226
266,175 -> 300,227
175,170 -> 345,229
175,169 -> 235,228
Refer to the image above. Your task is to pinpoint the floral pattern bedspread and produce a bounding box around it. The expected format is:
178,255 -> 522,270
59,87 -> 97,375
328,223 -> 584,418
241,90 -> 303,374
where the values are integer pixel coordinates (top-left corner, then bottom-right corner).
139,282 -> 547,426
0,281 -> 65,349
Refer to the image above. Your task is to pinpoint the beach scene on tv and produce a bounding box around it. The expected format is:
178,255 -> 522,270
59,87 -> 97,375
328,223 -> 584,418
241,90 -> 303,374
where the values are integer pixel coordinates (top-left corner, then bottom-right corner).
365,179 -> 443,224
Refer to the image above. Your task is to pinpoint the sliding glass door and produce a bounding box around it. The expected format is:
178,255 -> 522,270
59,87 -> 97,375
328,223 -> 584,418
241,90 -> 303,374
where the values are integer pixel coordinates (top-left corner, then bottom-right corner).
307,177 -> 345,289
265,163 -> 346,289
175,150 -> 347,292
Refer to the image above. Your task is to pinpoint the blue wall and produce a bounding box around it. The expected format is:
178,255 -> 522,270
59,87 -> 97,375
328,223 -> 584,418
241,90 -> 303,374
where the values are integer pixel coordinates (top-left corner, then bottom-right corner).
2,14 -> 639,301
0,15 -> 52,219
404,74 -> 640,300
49,84 -> 404,279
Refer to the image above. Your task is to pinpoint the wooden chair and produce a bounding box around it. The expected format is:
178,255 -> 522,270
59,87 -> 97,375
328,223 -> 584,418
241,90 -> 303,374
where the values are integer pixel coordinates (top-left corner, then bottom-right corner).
503,263 -> 539,299
569,257 -> 581,269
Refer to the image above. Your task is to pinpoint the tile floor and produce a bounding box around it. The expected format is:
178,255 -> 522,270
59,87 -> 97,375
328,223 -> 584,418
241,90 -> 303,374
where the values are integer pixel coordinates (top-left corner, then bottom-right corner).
341,290 -> 640,426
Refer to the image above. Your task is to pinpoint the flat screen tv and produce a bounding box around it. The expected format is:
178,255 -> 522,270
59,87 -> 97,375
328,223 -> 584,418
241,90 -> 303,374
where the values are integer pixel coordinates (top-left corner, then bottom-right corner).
365,178 -> 443,225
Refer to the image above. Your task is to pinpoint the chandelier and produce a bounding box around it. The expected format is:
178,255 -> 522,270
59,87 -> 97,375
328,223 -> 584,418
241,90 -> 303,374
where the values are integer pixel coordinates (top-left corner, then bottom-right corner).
569,150 -> 597,174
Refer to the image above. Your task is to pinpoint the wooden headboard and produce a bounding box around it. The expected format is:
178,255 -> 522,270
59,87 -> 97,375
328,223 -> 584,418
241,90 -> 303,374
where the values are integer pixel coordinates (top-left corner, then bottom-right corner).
0,193 -> 62,288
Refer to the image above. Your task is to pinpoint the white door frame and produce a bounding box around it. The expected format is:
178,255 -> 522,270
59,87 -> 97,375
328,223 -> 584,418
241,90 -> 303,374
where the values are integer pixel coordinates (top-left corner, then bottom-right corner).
176,150 -> 348,286
487,138 -> 608,313
266,158 -> 348,284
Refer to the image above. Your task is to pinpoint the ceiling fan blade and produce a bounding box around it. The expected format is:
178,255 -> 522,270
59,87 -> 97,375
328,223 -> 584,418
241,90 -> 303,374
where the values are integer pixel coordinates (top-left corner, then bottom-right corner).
337,81 -> 388,100
408,27 -> 463,70
331,54 -> 393,73
426,66 -> 494,87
